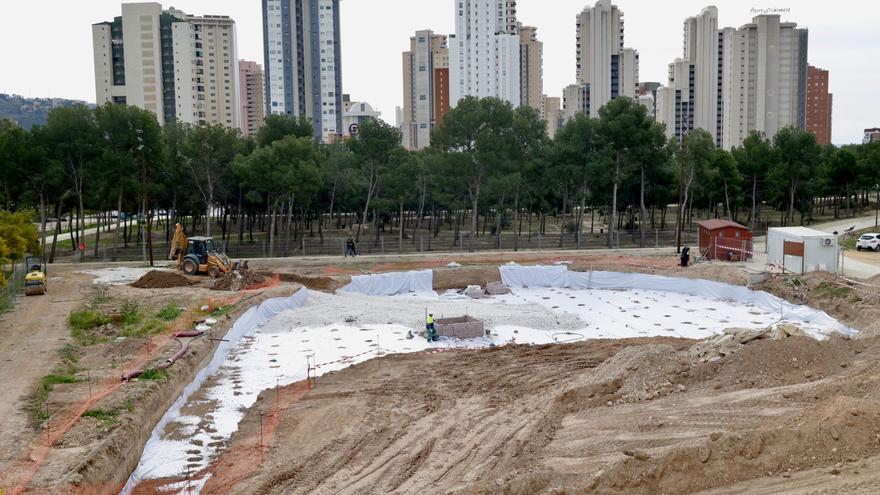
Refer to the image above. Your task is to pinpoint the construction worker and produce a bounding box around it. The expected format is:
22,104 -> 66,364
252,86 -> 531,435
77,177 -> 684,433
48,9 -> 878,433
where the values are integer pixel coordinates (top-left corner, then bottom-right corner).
345,237 -> 357,258
425,313 -> 437,342
680,247 -> 691,267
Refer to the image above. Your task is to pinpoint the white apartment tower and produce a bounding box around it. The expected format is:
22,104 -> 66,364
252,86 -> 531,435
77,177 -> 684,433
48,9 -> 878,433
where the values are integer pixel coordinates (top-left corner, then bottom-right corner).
572,0 -> 639,118
449,0 -> 521,107
92,3 -> 240,128
657,6 -> 721,144
721,14 -> 808,149
262,0 -> 343,142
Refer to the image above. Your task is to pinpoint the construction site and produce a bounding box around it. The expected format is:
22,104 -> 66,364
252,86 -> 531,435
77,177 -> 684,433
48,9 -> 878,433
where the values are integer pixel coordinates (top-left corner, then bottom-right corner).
0,230 -> 879,495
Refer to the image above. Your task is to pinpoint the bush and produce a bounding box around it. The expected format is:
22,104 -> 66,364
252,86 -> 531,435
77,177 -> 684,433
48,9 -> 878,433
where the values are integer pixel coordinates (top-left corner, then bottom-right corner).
120,301 -> 143,326
69,308 -> 111,346
139,368 -> 168,381
157,304 -> 183,321
121,318 -> 166,338
83,409 -> 120,427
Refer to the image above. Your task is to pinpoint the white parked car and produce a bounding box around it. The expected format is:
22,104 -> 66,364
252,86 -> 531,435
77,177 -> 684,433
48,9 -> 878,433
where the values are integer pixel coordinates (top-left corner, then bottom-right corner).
856,233 -> 880,252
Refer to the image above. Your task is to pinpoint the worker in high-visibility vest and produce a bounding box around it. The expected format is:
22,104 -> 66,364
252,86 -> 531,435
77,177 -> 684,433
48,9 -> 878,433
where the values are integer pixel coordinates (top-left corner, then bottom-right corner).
425,313 -> 437,342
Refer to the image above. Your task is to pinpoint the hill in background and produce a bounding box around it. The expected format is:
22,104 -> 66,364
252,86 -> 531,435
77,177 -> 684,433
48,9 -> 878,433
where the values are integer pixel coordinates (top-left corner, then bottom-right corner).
0,93 -> 95,129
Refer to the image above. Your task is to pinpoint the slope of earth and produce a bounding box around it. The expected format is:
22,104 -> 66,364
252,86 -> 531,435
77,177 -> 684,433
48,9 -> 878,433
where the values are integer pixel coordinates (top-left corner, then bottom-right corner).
217,332 -> 880,495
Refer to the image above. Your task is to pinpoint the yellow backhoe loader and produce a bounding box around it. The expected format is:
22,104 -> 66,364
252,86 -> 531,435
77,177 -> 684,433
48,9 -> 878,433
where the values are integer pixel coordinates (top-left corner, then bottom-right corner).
169,224 -> 234,278
24,255 -> 47,296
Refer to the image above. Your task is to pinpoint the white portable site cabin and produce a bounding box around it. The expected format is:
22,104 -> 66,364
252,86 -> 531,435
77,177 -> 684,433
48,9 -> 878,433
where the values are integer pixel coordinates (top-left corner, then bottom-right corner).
767,227 -> 839,274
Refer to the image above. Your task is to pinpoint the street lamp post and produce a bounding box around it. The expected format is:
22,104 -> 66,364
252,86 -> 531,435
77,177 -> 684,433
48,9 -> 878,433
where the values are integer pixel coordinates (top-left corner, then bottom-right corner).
675,126 -> 690,254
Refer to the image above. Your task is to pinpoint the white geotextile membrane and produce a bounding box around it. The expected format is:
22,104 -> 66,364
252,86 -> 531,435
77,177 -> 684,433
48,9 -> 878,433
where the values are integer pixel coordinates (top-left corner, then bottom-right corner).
338,269 -> 435,296
124,268 -> 853,493
499,265 -> 855,338
82,266 -> 170,285
121,289 -> 310,494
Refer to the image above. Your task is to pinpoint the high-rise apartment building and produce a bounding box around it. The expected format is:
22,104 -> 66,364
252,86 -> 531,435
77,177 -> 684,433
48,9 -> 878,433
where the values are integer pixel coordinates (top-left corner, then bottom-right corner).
543,95 -> 562,137
189,13 -> 240,129
864,128 -> 880,144
402,30 -> 449,150
806,65 -> 832,145
92,3 -> 240,128
262,0 -> 343,142
449,0 -> 521,108
239,60 -> 265,138
656,7 -> 721,144
574,0 -> 639,118
519,25 -> 544,115
721,14 -> 808,149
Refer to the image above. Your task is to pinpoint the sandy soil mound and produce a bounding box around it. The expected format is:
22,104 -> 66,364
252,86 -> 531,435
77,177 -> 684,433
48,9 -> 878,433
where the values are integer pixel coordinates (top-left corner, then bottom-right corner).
199,331 -> 880,495
212,268 -> 267,291
130,270 -> 194,289
276,272 -> 337,291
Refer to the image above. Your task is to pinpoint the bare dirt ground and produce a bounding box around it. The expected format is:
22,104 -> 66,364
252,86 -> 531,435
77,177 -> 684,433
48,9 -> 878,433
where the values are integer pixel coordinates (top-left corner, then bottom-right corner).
0,270 -> 89,468
3,249 -> 876,494
217,333 -> 880,495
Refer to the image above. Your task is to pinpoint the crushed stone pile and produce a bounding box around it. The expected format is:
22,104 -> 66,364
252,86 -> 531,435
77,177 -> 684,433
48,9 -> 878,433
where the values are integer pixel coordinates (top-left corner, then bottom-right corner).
212,268 -> 267,292
131,270 -> 195,289
690,324 -> 806,362
485,282 -> 511,295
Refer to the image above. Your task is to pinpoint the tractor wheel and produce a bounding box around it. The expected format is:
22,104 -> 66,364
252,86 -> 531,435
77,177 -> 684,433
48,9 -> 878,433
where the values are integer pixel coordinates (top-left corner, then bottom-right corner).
183,258 -> 199,276
208,266 -> 221,279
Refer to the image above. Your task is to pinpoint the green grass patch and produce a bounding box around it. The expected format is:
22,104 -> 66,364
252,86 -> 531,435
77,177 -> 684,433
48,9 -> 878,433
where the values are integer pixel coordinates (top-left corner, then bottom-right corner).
31,373 -> 81,422
120,301 -> 143,326
139,368 -> 169,381
210,305 -> 237,318
58,343 -> 79,365
813,282 -> 856,300
120,318 -> 167,338
157,304 -> 183,321
82,408 -> 119,427
69,308 -> 111,346
124,398 -> 134,413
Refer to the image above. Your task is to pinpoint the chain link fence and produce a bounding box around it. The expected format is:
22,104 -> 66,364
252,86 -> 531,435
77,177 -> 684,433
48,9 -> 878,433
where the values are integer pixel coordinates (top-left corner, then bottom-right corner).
68,226 -> 752,263
1,260 -> 25,312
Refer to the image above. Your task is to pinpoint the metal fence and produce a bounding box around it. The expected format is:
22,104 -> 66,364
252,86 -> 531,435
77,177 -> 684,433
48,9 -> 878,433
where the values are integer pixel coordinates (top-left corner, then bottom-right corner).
0,261 -> 25,312
69,227 -> 733,263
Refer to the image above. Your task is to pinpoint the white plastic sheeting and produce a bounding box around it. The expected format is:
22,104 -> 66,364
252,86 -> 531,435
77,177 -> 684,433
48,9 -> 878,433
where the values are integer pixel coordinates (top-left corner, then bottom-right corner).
339,269 -> 435,296
121,288 -> 310,494
499,265 -> 854,338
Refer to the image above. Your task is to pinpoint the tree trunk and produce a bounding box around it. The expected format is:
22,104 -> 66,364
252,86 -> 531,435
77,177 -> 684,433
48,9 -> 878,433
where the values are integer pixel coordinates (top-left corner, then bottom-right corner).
39,193 -> 47,259
639,166 -> 647,248
469,181 -> 481,252
357,167 -> 376,242
558,184 -> 568,248
608,153 -> 621,248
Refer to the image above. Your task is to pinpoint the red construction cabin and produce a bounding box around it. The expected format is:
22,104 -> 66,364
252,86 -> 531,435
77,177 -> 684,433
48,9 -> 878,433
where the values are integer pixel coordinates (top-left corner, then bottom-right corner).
697,220 -> 753,261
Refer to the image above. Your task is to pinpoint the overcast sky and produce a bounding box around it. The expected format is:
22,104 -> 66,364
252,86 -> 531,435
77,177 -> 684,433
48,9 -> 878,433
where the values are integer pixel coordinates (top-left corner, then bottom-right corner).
1,0 -> 878,144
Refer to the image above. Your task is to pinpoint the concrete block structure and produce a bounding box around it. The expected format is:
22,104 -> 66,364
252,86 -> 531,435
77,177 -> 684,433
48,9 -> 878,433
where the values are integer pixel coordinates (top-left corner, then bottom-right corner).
435,316 -> 486,340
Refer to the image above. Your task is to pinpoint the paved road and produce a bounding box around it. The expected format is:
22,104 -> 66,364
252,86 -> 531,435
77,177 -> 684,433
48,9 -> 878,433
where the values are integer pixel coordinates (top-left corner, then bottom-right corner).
811,215 -> 880,279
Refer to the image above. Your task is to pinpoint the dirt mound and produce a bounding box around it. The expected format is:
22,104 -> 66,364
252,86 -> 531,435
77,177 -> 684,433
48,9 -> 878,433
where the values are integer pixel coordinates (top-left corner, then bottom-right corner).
212,268 -> 267,291
130,270 -> 194,289
867,273 -> 880,285
276,272 -> 337,291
